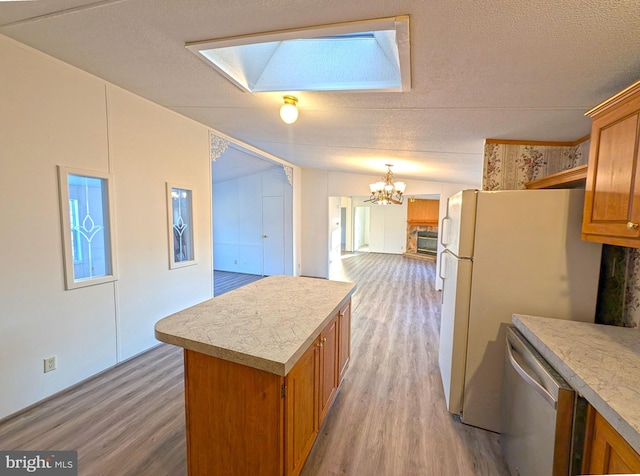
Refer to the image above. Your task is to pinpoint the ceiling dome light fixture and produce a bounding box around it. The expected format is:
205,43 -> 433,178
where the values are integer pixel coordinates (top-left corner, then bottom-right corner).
280,95 -> 299,124
365,164 -> 406,205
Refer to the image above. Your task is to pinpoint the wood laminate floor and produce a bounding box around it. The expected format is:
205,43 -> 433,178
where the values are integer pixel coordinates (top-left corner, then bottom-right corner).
213,270 -> 264,296
0,253 -> 509,476
303,252 -> 509,475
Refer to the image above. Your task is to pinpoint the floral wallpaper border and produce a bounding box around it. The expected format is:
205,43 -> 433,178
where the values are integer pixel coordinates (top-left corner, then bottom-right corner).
482,142 -> 589,191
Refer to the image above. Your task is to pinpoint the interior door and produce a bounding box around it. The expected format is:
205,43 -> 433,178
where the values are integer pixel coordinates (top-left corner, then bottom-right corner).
262,196 -> 285,276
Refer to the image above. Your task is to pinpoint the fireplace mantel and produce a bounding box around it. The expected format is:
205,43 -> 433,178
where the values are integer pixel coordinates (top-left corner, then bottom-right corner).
407,220 -> 439,226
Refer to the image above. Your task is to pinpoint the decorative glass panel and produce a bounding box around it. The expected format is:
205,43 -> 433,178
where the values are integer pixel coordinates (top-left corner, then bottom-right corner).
69,199 -> 82,262
58,167 -> 117,289
167,184 -> 195,269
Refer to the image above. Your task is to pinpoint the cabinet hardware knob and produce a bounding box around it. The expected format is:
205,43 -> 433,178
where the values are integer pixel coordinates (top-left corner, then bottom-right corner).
627,222 -> 639,229
262,234 -> 268,238
322,337 -> 327,343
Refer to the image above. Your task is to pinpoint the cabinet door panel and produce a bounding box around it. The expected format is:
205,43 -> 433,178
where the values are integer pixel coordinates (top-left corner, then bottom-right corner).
318,316 -> 338,427
584,408 -> 640,475
592,114 -> 639,222
286,342 -> 318,476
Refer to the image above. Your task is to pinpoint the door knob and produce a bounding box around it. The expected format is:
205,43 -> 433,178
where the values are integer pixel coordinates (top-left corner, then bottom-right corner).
627,222 -> 639,230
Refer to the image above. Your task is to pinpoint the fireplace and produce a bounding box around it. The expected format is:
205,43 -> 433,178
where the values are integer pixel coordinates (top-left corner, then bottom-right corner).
417,231 -> 438,256
405,224 -> 438,258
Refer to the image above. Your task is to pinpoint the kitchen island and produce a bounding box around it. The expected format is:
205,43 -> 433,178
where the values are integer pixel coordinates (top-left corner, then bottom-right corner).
155,275 -> 356,476
513,314 -> 640,472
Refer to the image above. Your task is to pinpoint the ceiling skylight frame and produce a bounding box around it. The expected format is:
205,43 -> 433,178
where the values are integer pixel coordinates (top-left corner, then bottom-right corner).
186,15 -> 411,93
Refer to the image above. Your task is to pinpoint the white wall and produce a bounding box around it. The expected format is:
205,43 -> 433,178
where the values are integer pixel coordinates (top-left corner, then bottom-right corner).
108,87 -> 213,361
328,196 -> 342,263
353,206 -> 368,250
340,197 -> 353,252
0,35 -> 213,418
292,167 -> 303,276
301,169 -> 329,277
301,169 -> 477,288
212,167 -> 294,275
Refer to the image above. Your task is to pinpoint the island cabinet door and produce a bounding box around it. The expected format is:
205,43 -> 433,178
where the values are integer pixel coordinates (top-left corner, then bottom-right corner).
318,314 -> 339,427
285,340 -> 319,476
338,301 -> 351,383
583,405 -> 640,474
184,350 -> 284,476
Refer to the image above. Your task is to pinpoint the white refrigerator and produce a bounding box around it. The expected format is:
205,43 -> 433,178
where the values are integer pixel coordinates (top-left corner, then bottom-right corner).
438,189 -> 602,433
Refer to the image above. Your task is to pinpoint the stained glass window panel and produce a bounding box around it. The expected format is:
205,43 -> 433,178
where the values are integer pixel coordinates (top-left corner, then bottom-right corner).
67,174 -> 112,280
169,186 -> 194,266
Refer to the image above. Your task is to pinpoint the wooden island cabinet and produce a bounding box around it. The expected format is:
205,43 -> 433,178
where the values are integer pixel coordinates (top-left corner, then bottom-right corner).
287,300 -> 350,476
583,404 -> 640,475
582,79 -> 640,247
185,310 -> 349,476
155,276 -> 356,476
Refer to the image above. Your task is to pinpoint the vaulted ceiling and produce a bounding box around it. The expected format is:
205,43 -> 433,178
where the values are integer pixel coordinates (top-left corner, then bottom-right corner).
2,0 -> 639,185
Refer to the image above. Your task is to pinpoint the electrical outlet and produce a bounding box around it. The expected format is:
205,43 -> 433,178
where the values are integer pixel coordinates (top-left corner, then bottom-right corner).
44,356 -> 56,373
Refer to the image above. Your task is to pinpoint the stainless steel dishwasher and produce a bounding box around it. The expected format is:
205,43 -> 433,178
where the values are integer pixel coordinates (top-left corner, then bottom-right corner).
501,327 -> 581,476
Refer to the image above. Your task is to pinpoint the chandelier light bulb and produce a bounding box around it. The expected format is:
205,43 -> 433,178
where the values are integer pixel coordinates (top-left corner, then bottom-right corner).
365,164 -> 406,205
280,95 -> 299,124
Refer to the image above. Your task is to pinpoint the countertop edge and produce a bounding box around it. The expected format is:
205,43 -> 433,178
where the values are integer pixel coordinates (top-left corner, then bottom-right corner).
512,314 -> 640,455
154,328 -> 287,376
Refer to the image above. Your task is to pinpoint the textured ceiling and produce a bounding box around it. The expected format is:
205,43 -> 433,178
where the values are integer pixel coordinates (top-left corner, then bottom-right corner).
1,0 -> 639,185
212,145 -> 279,184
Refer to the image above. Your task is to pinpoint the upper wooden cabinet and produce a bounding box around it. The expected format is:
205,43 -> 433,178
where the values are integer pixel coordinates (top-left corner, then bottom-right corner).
582,80 -> 640,246
408,198 -> 439,225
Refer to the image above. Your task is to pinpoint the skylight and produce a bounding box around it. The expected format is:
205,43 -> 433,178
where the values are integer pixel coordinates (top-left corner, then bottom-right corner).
186,16 -> 410,93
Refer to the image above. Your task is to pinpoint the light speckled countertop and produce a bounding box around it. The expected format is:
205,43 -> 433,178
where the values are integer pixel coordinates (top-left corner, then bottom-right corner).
513,314 -> 640,454
155,276 -> 356,376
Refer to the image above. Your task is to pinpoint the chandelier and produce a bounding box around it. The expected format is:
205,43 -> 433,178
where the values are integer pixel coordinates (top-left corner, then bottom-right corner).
365,164 -> 406,205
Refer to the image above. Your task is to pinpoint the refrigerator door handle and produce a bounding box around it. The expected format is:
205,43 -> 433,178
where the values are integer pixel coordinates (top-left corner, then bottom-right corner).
506,334 -> 557,410
438,249 -> 450,281
440,216 -> 451,246
438,250 -> 447,304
